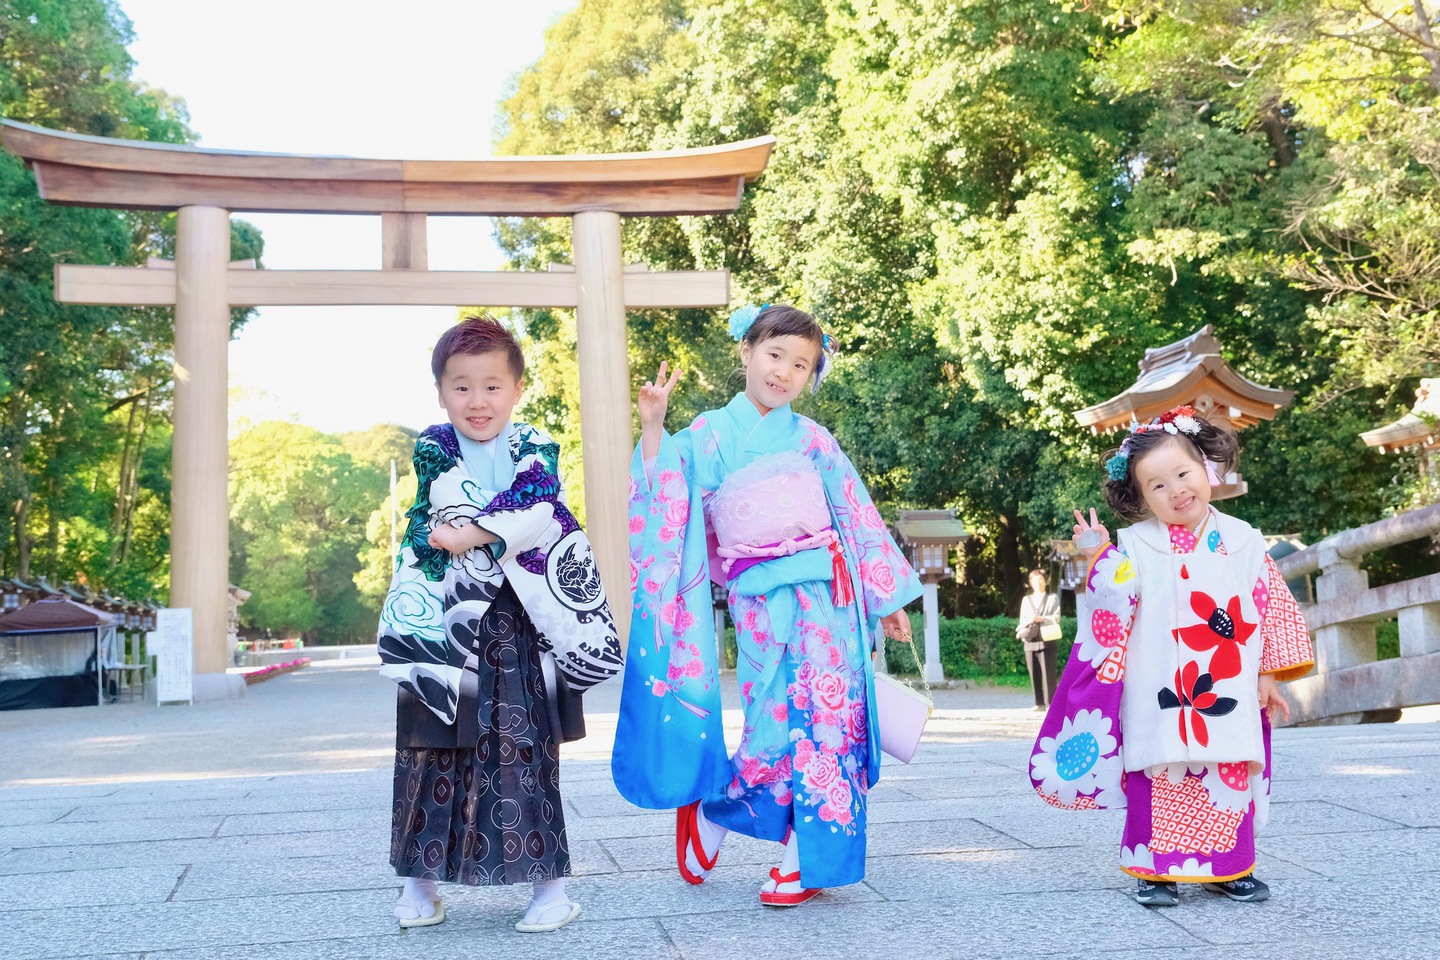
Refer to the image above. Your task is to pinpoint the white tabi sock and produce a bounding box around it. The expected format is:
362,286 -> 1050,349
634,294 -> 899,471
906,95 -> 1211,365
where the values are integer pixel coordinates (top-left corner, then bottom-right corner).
523,877 -> 575,926
394,877 -> 438,920
762,831 -> 804,893
686,803 -> 728,879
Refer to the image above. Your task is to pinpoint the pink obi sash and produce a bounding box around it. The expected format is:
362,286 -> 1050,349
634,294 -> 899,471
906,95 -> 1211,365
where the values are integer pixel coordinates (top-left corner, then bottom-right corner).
717,526 -> 838,580
707,452 -> 855,606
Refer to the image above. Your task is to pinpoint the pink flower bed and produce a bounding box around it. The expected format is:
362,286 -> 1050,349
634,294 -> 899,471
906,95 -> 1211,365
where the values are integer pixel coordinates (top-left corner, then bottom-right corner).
242,657 -> 311,685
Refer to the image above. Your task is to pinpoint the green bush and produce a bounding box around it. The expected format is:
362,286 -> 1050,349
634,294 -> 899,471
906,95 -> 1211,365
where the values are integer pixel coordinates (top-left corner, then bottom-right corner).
884,615 -> 1080,684
1377,620 -> 1399,660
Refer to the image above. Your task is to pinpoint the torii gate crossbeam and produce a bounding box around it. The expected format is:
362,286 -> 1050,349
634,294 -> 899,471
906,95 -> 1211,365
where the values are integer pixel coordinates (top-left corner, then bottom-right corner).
2,119 -> 774,682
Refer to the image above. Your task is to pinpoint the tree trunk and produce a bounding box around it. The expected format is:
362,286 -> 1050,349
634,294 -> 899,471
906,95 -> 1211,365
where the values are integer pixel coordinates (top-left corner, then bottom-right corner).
45,473 -> 61,580
1412,0 -> 1440,97
109,394 -> 141,568
997,510 -> 1026,612
1257,104 -> 1296,168
115,388 -> 153,568
15,489 -> 31,580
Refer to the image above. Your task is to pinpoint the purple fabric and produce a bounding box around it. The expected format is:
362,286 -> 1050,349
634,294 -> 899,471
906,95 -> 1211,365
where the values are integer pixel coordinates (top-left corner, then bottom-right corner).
421,423 -> 462,460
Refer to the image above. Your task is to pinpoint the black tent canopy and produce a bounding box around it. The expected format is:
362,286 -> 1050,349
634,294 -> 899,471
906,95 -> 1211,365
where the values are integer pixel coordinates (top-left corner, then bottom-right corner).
0,597 -> 117,710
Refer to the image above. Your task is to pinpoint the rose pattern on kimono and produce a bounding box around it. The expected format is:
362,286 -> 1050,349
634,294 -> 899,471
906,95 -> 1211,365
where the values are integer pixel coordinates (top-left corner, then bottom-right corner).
613,394 -> 920,890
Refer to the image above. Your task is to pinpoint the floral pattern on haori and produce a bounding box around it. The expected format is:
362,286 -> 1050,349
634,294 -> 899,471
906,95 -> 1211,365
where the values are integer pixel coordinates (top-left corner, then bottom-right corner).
1031,708 -> 1123,808
1037,509 -> 1310,884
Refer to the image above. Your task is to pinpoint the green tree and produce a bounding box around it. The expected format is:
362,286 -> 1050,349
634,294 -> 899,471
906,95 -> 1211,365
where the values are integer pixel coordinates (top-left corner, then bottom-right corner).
493,0 -> 1432,614
229,422 -> 385,642
1,0 -> 264,602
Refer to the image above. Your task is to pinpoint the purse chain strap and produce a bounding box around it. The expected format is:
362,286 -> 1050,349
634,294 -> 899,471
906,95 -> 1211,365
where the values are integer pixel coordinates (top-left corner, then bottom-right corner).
883,631 -> 934,700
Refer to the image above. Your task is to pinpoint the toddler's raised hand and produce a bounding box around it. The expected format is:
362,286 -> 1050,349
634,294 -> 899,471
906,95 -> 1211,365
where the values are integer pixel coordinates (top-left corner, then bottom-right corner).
638,360 -> 682,432
1072,507 -> 1110,559
1258,674 -> 1291,724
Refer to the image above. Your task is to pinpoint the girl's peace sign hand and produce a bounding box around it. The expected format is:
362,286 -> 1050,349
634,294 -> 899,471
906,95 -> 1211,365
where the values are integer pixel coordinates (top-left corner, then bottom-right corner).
1072,508 -> 1110,559
638,361 -> 681,432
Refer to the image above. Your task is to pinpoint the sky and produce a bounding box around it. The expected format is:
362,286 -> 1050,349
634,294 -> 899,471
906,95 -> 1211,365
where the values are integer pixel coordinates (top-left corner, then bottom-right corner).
119,0 -> 579,436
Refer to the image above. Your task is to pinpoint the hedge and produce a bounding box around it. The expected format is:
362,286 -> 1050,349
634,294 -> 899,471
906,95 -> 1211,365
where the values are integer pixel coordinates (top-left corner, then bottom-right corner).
717,614 -> 1082,684
883,615 -> 1080,685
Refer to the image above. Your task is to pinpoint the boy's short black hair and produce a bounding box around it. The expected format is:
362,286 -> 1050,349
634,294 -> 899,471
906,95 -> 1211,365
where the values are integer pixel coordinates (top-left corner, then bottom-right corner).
431,315 -> 525,382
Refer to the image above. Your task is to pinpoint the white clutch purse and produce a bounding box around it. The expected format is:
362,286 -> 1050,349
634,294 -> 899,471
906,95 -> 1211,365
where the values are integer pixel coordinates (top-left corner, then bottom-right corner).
875,637 -> 933,764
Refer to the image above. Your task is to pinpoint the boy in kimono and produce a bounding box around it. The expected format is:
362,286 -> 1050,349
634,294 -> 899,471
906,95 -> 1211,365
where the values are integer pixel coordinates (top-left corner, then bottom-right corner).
378,316 -> 621,932
1031,406 -> 1313,907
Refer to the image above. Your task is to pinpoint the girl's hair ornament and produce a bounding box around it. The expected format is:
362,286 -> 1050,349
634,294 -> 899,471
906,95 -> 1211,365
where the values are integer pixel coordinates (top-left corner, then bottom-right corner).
728,304 -> 764,341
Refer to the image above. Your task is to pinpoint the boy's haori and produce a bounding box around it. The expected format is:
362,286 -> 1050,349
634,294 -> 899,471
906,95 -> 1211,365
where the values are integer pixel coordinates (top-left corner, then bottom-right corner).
1032,405 -> 1313,904
377,420 -> 623,716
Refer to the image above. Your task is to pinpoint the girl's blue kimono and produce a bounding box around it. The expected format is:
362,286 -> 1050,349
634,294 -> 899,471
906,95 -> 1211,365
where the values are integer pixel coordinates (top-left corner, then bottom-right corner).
612,394 -> 921,888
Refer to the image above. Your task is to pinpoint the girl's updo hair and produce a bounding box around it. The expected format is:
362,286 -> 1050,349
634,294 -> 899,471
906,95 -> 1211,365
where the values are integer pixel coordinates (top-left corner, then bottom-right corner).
742,304 -> 824,351
1101,411 -> 1239,522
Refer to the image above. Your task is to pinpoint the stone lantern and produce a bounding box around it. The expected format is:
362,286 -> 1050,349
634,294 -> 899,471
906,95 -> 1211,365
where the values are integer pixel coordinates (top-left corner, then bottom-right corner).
0,579 -> 21,613
1047,539 -> 1090,595
1075,325 -> 1293,500
895,509 -> 970,683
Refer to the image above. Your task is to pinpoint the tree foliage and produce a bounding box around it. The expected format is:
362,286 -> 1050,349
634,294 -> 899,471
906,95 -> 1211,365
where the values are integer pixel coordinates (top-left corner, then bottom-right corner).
0,0 -> 264,604
230,422 -> 411,641
495,0 -> 1437,614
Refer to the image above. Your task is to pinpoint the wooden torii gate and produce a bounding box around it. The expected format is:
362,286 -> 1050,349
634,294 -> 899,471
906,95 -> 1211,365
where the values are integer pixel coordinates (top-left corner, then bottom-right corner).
1,119 -> 774,678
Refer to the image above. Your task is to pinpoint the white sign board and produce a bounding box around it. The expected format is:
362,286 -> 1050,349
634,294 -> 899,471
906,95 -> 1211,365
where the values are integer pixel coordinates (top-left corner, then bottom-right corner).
152,608 -> 194,706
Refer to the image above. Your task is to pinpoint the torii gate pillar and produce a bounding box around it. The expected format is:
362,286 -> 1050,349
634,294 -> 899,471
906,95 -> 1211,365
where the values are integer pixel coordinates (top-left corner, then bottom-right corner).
172,206 -> 234,674
573,210 -> 632,634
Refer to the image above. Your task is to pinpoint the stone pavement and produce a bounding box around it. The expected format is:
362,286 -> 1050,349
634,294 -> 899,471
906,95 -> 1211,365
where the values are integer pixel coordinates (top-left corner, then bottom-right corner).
1,658 -> 1437,960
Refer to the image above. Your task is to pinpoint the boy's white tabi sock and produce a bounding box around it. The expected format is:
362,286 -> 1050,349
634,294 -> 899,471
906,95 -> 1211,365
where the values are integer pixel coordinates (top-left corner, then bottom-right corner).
687,803 -> 729,879
762,830 -> 804,892
523,877 -> 575,925
394,877 -> 439,920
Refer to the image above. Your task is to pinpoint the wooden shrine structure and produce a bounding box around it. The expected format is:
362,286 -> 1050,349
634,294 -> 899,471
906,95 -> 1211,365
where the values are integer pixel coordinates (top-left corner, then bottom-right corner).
1075,325 -> 1294,499
1362,379 -> 1439,456
1,119 -> 775,677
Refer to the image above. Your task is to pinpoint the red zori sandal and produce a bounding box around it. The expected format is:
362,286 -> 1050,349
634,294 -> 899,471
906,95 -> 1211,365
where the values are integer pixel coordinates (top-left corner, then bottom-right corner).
758,867 -> 821,907
676,800 -> 718,885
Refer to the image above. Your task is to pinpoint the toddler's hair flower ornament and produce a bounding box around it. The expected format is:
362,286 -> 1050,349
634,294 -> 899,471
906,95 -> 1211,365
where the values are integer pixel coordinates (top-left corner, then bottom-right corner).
1103,406 -> 1203,481
728,304 -> 765,341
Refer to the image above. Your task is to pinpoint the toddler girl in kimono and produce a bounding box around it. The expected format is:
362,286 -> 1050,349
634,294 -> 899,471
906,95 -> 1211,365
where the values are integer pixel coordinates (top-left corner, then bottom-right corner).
612,304 -> 921,907
378,316 -> 620,933
1030,406 -> 1313,907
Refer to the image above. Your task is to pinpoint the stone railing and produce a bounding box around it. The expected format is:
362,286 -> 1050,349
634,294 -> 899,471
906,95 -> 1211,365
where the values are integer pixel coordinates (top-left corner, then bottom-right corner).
1275,502 -> 1440,724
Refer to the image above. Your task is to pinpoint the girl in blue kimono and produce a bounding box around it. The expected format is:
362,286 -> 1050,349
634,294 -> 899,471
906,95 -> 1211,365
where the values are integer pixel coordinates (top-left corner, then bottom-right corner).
612,304 -> 921,906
